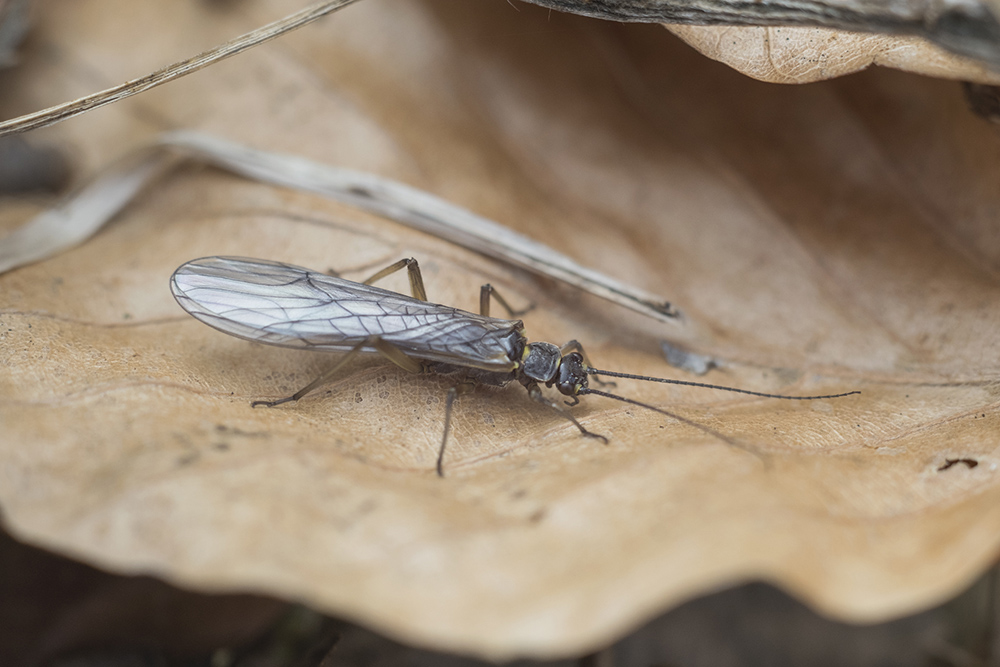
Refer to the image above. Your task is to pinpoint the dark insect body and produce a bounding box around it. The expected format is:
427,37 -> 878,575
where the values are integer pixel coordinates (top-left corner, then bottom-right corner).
171,256 -> 858,476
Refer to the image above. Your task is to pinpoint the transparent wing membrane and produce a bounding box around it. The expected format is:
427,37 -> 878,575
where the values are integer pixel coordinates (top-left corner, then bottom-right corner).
171,257 -> 521,371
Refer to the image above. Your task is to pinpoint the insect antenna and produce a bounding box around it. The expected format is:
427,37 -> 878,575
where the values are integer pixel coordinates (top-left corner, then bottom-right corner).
585,369 -> 860,400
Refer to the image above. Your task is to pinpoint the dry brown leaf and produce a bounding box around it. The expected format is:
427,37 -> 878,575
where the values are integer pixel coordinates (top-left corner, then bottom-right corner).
3,0 -> 1000,660
666,25 -> 1000,84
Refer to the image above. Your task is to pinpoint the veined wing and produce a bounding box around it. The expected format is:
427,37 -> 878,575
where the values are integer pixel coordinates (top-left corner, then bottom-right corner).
171,256 -> 523,371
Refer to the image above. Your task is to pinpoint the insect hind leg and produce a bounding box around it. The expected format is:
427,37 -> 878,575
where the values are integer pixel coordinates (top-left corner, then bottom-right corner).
360,258 -> 428,301
359,259 -> 534,318
251,336 -> 423,408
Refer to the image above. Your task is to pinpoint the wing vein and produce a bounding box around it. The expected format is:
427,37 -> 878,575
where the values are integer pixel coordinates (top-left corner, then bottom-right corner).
171,256 -> 523,371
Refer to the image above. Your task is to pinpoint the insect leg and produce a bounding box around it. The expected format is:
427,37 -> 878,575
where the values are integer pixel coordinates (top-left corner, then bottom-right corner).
527,383 -> 608,444
438,380 -> 476,477
360,258 -> 428,301
479,283 -> 533,318
370,337 -> 423,374
251,336 -> 422,408
560,340 -> 615,388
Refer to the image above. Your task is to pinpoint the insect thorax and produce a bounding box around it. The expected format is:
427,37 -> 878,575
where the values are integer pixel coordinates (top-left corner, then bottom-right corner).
518,344 -> 589,396
521,342 -> 562,384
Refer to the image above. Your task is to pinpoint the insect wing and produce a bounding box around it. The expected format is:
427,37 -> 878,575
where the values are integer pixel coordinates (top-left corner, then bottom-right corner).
171,256 -> 522,370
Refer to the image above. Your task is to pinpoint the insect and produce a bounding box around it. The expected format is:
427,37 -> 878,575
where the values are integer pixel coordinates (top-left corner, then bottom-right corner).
171,256 -> 859,476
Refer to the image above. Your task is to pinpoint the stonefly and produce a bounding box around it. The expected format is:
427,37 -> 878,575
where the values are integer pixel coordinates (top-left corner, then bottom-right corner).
171,256 -> 858,476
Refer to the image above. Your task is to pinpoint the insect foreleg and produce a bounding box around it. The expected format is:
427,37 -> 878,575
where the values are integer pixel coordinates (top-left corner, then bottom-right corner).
251,336 -> 422,408
527,384 -> 608,444
479,284 -> 533,318
438,380 -> 476,477
360,258 -> 428,302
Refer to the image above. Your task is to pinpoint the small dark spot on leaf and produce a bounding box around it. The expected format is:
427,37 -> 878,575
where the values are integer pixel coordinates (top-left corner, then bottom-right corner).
938,458 -> 979,472
529,509 -> 546,523
213,442 -> 230,451
355,392 -> 363,403
177,453 -> 199,467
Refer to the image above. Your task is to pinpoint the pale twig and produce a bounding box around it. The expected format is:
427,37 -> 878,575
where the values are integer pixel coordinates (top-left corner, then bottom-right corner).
0,0 -> 362,137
